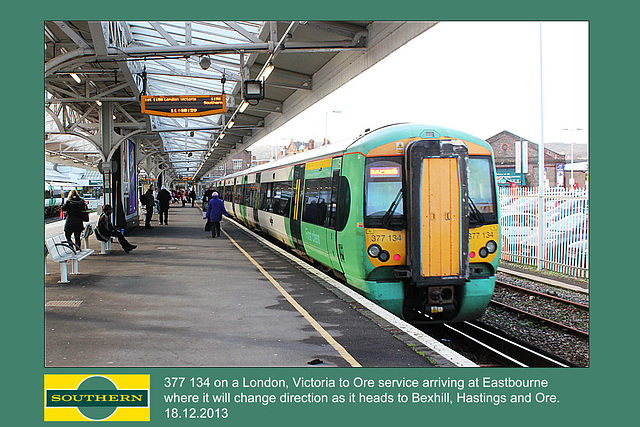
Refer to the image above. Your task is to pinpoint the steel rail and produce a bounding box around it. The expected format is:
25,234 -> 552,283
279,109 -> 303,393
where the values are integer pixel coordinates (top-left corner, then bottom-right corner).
495,280 -> 589,310
443,321 -> 573,368
489,300 -> 589,339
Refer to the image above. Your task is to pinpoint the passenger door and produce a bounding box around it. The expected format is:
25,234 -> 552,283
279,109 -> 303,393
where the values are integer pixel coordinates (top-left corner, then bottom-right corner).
326,157 -> 344,273
290,164 -> 305,251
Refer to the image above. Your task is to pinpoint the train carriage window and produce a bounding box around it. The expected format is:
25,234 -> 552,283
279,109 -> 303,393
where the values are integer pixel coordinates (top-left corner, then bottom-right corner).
260,182 -> 274,212
335,176 -> 350,232
302,177 -> 331,226
364,157 -> 404,229
326,169 -> 341,229
468,156 -> 498,223
234,183 -> 243,204
248,184 -> 257,207
241,183 -> 249,206
272,181 -> 292,217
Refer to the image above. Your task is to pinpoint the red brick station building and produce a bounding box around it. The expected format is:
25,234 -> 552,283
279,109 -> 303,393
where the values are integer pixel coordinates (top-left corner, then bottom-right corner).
487,131 -> 587,188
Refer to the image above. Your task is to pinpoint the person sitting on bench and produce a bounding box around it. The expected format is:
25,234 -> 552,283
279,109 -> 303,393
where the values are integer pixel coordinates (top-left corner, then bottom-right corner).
96,204 -> 137,253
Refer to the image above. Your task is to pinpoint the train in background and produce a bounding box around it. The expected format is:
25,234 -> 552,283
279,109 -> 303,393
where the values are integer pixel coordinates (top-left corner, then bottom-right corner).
45,179 -> 78,216
213,123 -> 501,323
45,178 -> 103,216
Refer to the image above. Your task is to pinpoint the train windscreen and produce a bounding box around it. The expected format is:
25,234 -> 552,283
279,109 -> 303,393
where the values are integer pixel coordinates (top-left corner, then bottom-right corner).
364,157 -> 404,229
468,156 -> 498,223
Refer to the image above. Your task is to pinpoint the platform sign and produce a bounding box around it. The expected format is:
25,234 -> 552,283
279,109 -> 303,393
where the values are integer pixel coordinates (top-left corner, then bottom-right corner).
497,171 -> 523,186
141,95 -> 226,117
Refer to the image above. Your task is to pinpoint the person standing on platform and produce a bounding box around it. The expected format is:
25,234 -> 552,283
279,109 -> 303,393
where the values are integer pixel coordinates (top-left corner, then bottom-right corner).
202,185 -> 214,209
157,185 -> 172,225
61,189 -> 88,248
141,184 -> 155,229
206,191 -> 230,238
96,205 -> 137,253
189,188 -> 197,207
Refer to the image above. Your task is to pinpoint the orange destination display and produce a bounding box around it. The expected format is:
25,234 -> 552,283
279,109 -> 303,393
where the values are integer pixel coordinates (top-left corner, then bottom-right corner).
369,166 -> 400,177
140,94 -> 226,117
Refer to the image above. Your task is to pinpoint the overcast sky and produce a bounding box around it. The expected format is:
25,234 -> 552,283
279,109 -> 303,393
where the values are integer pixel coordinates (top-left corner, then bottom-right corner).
253,21 -> 588,150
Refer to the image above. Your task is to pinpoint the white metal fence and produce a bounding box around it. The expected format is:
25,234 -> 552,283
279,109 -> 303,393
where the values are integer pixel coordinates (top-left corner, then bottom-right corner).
499,187 -> 589,279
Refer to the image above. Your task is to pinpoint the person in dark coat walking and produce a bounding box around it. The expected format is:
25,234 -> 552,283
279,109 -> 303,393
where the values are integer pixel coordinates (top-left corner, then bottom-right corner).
96,205 -> 136,253
61,189 -> 88,247
206,192 -> 230,238
189,189 -> 197,207
202,186 -> 214,209
141,185 -> 155,229
157,185 -> 172,225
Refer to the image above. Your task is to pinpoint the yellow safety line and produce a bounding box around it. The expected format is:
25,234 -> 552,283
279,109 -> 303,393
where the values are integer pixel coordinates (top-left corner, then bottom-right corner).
222,229 -> 362,367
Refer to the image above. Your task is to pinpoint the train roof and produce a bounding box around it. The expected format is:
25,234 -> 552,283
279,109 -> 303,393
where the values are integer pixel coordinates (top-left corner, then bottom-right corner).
214,137 -> 356,182
211,123 -> 490,182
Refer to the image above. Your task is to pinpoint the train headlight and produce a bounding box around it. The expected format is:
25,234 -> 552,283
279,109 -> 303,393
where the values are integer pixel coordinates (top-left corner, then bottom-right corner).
378,251 -> 390,262
478,247 -> 489,258
486,240 -> 497,254
368,244 -> 382,258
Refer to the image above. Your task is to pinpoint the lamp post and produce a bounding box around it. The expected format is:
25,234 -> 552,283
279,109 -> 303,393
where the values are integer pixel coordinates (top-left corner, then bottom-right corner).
325,110 -> 342,144
562,127 -> 583,187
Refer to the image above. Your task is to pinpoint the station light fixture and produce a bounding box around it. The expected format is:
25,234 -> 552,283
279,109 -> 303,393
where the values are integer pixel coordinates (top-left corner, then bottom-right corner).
260,64 -> 275,81
227,120 -> 235,128
239,101 -> 249,113
69,73 -> 81,84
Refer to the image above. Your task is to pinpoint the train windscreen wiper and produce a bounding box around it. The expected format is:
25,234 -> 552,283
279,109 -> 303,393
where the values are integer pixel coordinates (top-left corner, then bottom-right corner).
469,197 -> 485,224
381,188 -> 404,229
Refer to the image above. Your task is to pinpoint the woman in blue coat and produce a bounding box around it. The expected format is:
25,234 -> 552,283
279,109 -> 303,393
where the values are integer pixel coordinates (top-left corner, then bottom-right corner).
206,192 -> 230,238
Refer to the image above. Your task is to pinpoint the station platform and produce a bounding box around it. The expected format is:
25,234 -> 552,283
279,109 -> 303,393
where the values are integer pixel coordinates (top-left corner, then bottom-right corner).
45,205 -> 474,368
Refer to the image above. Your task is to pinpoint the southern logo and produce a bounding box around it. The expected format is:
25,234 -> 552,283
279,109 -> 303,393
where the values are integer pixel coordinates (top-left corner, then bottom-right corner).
44,375 -> 150,421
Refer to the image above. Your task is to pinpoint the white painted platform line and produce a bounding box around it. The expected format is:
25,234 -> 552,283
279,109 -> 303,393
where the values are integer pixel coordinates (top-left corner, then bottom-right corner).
225,218 -> 478,368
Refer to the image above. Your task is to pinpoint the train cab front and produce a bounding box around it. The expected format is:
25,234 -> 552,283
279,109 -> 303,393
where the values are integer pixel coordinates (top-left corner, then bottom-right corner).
363,137 -> 499,323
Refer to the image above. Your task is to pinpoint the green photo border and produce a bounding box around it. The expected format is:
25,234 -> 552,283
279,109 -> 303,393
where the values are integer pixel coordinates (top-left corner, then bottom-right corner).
5,2 -> 629,426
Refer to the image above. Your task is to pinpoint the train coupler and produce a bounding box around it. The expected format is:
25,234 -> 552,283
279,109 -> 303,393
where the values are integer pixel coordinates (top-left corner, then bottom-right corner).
393,268 -> 412,279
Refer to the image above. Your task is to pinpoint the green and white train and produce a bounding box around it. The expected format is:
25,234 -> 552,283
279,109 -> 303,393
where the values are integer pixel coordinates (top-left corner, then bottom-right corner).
213,123 -> 501,323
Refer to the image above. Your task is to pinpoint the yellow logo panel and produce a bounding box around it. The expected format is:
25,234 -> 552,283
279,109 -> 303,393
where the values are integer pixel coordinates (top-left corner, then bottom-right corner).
44,374 -> 150,422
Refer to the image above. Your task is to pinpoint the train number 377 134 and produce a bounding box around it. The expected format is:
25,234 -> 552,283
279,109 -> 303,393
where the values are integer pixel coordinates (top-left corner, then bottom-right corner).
469,231 -> 495,240
370,234 -> 403,243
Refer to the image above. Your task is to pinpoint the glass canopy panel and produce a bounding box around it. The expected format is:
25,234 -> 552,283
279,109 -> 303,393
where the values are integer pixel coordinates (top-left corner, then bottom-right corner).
126,21 -> 265,178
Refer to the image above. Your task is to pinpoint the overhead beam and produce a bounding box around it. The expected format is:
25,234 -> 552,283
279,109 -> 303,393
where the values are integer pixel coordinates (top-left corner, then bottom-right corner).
46,40 -> 367,75
223,21 -> 262,43
150,22 -> 180,46
54,21 -> 91,49
88,21 -> 109,55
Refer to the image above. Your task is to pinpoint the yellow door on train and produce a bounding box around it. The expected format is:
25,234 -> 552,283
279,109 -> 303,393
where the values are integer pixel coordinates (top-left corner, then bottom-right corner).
420,157 -> 461,278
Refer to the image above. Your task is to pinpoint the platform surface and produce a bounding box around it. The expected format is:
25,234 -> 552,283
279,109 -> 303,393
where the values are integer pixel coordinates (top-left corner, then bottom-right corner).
45,205 -> 472,368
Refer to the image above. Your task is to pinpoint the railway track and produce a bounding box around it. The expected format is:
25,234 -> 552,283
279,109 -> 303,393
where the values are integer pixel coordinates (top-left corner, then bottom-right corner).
495,280 -> 589,310
419,276 -> 588,367
492,280 -> 589,339
443,321 -> 577,367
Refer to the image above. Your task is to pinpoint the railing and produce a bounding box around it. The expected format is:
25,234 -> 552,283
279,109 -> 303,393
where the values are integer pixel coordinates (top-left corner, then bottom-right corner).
499,187 -> 589,279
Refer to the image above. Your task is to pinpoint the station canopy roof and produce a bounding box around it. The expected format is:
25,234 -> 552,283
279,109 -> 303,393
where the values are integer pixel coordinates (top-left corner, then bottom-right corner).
45,21 -> 435,183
